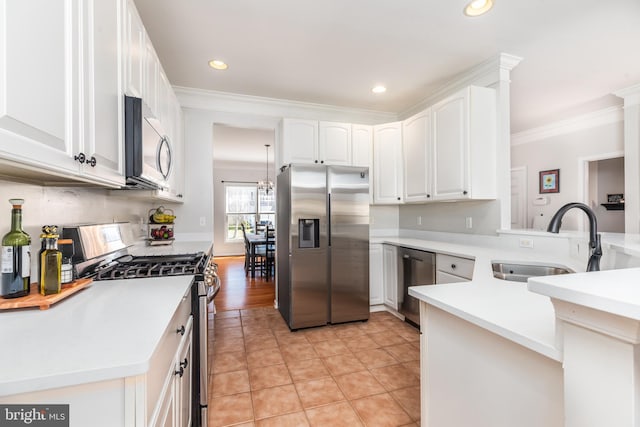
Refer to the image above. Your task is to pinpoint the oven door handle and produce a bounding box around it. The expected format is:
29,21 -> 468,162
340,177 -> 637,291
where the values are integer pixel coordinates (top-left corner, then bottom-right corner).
206,278 -> 221,304
198,294 -> 209,405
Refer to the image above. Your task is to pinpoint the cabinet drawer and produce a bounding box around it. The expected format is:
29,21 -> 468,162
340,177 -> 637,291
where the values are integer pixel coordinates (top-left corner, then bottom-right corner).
436,270 -> 470,284
436,254 -> 474,279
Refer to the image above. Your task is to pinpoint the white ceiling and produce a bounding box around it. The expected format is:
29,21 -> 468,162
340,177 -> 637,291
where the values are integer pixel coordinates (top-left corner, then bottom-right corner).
133,0 -> 640,133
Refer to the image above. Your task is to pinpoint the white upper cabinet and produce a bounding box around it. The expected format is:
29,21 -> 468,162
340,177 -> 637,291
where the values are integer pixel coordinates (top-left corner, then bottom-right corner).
431,86 -> 496,201
280,118 -> 318,165
372,122 -> 403,204
319,121 -> 351,165
80,0 -> 125,186
402,109 -> 432,203
123,0 -> 144,98
351,124 -> 372,168
280,119 -> 363,167
144,40 -> 159,118
0,0 -> 80,175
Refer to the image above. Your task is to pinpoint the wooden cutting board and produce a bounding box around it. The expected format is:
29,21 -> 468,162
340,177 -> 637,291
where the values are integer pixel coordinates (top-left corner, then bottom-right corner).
0,278 -> 92,310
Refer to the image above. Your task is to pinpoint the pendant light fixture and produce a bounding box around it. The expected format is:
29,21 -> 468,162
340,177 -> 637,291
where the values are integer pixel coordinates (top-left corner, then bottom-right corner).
257,144 -> 273,194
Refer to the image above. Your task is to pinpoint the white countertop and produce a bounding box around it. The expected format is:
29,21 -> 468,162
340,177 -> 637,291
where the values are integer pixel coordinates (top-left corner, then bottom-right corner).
529,267 -> 640,321
375,237 -> 569,361
0,276 -> 193,397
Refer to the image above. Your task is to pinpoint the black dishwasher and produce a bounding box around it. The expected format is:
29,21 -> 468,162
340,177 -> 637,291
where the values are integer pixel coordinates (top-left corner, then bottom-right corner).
399,248 -> 435,326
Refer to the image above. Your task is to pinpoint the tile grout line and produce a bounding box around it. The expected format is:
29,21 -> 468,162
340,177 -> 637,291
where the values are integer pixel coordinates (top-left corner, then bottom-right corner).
210,309 -> 420,426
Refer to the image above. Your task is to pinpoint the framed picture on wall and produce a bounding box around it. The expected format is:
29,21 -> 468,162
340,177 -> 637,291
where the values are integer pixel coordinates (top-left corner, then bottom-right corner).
539,169 -> 560,193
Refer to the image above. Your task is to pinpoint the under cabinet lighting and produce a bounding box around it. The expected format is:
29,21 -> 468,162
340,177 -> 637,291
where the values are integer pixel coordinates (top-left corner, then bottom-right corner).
464,0 -> 494,16
208,59 -> 228,70
372,85 -> 387,94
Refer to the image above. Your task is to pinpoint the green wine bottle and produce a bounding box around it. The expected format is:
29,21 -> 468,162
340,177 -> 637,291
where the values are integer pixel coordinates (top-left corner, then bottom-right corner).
1,199 -> 31,298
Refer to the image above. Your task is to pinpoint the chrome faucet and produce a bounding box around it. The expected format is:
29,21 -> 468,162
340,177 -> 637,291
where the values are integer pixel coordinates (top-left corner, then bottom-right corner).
547,202 -> 602,272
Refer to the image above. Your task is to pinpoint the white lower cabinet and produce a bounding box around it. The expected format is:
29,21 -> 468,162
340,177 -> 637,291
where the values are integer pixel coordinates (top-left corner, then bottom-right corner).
435,253 -> 474,283
151,317 -> 193,427
369,244 -> 384,305
383,244 -> 399,309
0,288 -> 193,427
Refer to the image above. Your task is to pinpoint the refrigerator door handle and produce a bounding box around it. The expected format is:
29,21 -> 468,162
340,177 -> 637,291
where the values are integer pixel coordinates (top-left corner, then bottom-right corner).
327,192 -> 331,247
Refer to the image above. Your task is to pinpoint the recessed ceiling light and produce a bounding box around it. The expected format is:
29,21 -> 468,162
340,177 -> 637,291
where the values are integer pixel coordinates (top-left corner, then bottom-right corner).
208,59 -> 228,70
372,85 -> 387,94
464,0 -> 494,17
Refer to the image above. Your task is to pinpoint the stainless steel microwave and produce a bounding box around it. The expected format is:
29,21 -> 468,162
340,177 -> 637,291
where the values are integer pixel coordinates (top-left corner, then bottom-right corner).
124,95 -> 173,190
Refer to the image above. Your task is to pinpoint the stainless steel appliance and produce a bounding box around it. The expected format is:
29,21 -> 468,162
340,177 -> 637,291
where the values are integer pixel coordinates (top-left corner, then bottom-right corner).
62,223 -> 218,427
277,164 -> 369,330
124,95 -> 173,190
399,247 -> 435,326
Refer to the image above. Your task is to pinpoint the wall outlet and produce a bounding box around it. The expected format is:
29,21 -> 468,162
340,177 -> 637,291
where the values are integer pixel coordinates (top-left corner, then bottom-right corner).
519,238 -> 534,249
465,217 -> 473,229
199,216 -> 206,226
417,216 -> 422,225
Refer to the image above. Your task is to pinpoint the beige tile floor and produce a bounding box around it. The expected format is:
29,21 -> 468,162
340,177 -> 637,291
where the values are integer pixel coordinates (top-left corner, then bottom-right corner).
208,307 -> 421,427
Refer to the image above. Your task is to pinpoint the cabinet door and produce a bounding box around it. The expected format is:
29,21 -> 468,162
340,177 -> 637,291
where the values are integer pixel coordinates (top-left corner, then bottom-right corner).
432,91 -> 468,200
403,110 -> 432,202
281,119 -> 318,165
373,122 -> 403,204
123,0 -> 144,98
352,124 -> 372,168
319,121 -> 351,165
167,98 -> 184,200
369,244 -> 384,305
176,328 -> 193,427
383,244 -> 398,309
81,0 -> 125,186
153,374 -> 176,427
144,41 -> 159,117
0,0 -> 79,174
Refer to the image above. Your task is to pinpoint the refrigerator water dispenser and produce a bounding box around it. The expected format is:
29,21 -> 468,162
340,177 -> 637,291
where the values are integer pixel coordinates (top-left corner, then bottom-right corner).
298,219 -> 319,248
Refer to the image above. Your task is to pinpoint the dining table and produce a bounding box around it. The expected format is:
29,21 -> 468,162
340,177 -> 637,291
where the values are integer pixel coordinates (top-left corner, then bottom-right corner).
246,231 -> 275,278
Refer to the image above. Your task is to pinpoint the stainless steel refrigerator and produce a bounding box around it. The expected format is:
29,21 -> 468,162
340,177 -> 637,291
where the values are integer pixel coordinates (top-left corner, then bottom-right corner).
277,164 -> 370,330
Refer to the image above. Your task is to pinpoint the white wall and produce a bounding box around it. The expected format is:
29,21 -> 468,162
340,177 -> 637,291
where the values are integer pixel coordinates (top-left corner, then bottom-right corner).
511,109 -> 624,231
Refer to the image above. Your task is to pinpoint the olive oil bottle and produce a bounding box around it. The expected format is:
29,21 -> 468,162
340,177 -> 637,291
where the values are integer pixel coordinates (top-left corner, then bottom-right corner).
1,199 -> 31,298
40,226 -> 62,295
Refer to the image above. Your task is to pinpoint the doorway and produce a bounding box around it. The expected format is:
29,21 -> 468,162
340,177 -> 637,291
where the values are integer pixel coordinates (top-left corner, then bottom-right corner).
582,155 -> 625,233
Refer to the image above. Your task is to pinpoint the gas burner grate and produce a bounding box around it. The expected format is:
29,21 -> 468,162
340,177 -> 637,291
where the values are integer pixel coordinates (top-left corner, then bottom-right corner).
92,253 -> 206,281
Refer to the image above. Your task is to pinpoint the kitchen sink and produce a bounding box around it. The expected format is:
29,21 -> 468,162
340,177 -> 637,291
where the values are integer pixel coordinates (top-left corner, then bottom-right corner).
491,261 -> 574,282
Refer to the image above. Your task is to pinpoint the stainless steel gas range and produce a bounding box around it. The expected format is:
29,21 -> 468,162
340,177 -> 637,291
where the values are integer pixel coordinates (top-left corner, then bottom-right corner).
62,223 -> 218,427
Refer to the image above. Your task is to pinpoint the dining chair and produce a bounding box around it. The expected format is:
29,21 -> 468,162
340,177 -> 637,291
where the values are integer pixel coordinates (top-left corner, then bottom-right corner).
262,226 -> 276,280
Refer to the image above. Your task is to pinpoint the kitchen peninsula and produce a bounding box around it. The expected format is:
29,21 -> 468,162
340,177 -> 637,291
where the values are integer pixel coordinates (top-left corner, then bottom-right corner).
397,232 -> 640,427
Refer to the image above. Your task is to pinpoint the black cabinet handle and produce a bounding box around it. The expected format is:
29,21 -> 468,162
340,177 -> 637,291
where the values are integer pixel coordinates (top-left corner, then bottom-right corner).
320,160 -> 324,164
87,156 -> 97,167
451,264 -> 457,269
180,358 -> 188,369
74,153 -> 86,163
463,190 -> 468,195
397,197 -> 401,201
427,194 -> 431,198
176,325 -> 185,335
314,160 -> 318,163
175,367 -> 184,377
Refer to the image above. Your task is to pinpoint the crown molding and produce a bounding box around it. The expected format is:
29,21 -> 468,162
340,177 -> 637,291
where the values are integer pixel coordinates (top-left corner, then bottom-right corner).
399,52 -> 522,119
173,86 -> 397,125
511,106 -> 624,146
